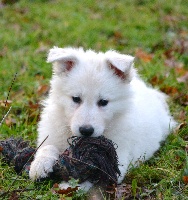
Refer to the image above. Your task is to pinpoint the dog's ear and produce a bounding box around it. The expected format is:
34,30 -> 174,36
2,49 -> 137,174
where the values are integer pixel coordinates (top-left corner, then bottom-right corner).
47,47 -> 78,74
105,50 -> 134,81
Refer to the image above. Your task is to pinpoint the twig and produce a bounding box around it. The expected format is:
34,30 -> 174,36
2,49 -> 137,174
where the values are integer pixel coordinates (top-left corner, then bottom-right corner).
4,72 -> 17,107
0,135 -> 49,198
0,106 -> 12,126
0,72 -> 17,127
0,177 -> 29,181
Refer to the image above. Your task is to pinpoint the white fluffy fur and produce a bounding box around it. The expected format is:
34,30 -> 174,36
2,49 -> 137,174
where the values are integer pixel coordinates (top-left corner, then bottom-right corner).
29,47 -> 176,190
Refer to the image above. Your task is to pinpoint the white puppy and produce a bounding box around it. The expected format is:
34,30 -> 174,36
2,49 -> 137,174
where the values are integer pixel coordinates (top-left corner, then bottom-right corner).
29,47 -> 176,190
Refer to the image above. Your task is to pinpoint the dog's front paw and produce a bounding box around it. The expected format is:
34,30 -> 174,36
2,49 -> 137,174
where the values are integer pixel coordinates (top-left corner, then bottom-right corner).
29,156 -> 57,181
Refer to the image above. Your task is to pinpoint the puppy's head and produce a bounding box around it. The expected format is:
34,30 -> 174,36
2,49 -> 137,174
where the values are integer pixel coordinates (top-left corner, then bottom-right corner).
47,47 -> 134,137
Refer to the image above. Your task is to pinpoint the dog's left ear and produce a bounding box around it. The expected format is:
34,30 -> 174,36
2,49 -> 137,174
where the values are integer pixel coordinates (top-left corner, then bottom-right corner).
105,50 -> 134,82
47,46 -> 78,74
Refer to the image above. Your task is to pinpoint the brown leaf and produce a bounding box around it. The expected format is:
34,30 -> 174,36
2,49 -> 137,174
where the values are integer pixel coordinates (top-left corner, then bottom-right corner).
28,101 -> 39,109
35,74 -> 45,80
164,48 -> 175,59
183,176 -> 188,184
160,86 -> 179,96
116,184 -> 132,199
8,191 -> 19,200
52,183 -> 78,197
106,184 -> 132,200
174,122 -> 187,134
135,49 -> 153,62
37,85 -> 50,96
113,31 -> 123,40
149,76 -> 164,86
177,72 -> 188,83
164,59 -> 184,68
175,67 -> 187,76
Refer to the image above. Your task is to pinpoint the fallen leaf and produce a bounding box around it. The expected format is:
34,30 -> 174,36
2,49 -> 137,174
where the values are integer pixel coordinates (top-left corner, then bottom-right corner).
8,191 -> 19,200
164,59 -> 184,68
177,72 -> 188,83
35,74 -> 45,80
183,176 -> 188,184
175,67 -> 187,76
37,85 -> 50,96
113,31 -> 123,40
160,86 -> 179,96
52,183 -> 78,197
28,101 -> 39,109
115,184 -> 132,199
164,48 -> 175,59
106,184 -> 132,200
135,49 -> 153,62
174,122 -> 187,134
149,76 -> 164,86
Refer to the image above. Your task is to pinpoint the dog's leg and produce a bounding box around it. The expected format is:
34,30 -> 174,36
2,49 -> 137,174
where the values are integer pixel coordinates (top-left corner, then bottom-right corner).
116,153 -> 130,184
117,165 -> 127,183
29,145 -> 59,180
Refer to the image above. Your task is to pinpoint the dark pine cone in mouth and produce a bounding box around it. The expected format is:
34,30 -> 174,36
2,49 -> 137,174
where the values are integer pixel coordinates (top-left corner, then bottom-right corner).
0,136 -> 120,187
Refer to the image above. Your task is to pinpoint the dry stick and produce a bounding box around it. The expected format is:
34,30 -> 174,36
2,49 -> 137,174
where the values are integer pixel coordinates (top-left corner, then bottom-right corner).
4,72 -> 17,107
0,106 -> 12,126
0,135 -> 49,198
0,72 -> 17,127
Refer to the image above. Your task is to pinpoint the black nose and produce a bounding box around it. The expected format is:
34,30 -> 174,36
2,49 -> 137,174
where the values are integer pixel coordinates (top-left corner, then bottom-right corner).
79,126 -> 94,136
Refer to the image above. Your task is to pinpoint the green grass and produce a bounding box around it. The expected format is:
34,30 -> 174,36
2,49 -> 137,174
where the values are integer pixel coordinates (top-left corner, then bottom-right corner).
0,0 -> 188,199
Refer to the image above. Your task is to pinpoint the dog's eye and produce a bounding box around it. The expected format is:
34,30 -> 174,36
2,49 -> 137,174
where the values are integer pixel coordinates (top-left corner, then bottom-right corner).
98,99 -> 109,107
72,96 -> 82,104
